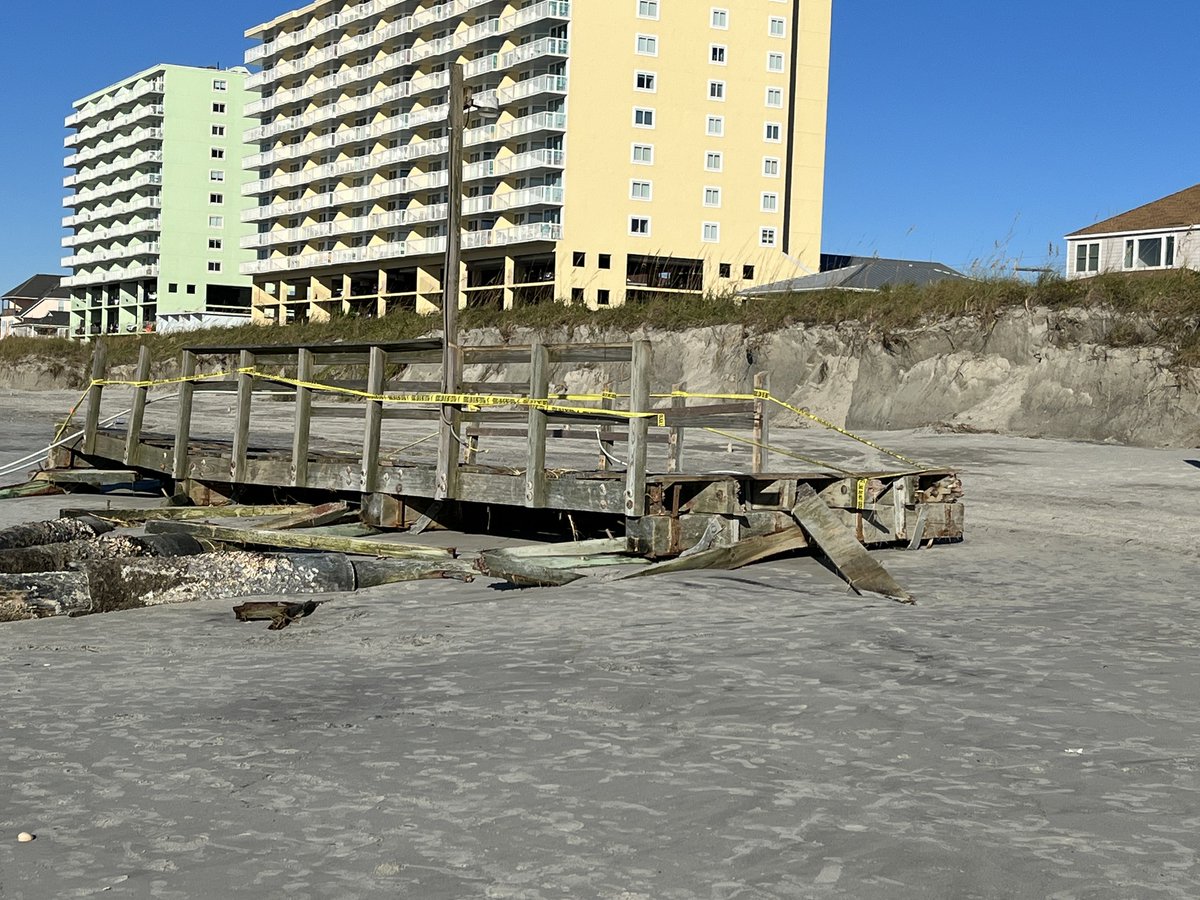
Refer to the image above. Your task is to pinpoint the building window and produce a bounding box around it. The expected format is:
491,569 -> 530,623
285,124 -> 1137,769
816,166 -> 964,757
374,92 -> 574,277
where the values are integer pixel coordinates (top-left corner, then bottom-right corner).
209,193 -> 224,204
764,123 -> 782,142
706,115 -> 724,136
630,216 -> 651,236
597,289 -> 611,306
208,215 -> 224,227
213,79 -> 228,92
711,8 -> 729,28
210,170 -> 226,182
637,0 -> 659,19
632,143 -> 654,164
710,45 -> 727,64
633,107 -> 656,128
636,34 -> 658,56
212,102 -> 226,114
211,125 -> 226,137
761,192 -> 779,212
211,148 -> 225,159
599,254 -> 612,269
719,263 -> 732,278
760,227 -> 778,247
572,288 -> 585,303
186,284 -> 197,295
1124,235 -> 1176,269
1074,242 -> 1100,274
167,283 -> 178,293
766,87 -> 784,107
763,157 -> 781,177
702,222 -> 720,243
209,238 -> 223,250
703,186 -> 722,207
708,80 -> 726,101
769,16 -> 786,37
705,151 -> 723,171
630,180 -> 652,201
573,251 -> 586,267
207,261 -> 222,273
767,52 -> 785,72
635,71 -> 657,92
743,264 -> 755,280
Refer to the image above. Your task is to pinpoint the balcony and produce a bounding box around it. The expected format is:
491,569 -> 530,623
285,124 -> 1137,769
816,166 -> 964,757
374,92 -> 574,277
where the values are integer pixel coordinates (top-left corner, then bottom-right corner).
61,263 -> 160,288
66,78 -> 165,128
65,104 -> 165,148
65,127 -> 164,167
63,241 -> 161,269
62,218 -> 162,248
64,173 -> 163,209
64,149 -> 163,187
62,195 -> 163,228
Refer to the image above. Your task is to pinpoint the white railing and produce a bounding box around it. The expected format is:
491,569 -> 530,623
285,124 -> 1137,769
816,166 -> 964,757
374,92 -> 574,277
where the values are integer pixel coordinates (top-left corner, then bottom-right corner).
61,264 -> 160,288
62,195 -> 162,228
64,173 -> 163,208
64,127 -> 164,167
65,104 -> 165,147
66,78 -> 165,127
63,242 -> 161,268
62,218 -> 162,248
64,149 -> 163,188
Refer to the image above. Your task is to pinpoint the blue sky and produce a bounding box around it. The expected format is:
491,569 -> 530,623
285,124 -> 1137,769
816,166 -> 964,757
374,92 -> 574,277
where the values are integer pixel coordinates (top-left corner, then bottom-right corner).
3,0 -> 1198,291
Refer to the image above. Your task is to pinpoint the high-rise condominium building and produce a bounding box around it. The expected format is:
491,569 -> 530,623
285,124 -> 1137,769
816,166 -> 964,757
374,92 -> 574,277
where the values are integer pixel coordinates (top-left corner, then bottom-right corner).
63,64 -> 257,336
243,0 -> 831,321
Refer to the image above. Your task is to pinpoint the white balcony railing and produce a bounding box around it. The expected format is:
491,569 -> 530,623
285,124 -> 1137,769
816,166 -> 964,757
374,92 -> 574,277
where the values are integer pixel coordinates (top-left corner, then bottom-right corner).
63,241 -> 161,268
62,195 -> 162,228
66,78 -> 165,128
64,150 -> 163,188
61,263 -> 160,288
65,127 -> 164,168
65,104 -> 165,147
64,173 -> 162,209
62,218 -> 162,248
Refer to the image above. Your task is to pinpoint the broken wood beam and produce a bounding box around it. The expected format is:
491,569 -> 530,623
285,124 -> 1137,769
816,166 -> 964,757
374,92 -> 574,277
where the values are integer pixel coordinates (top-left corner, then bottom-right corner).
0,533 -> 205,575
58,504 -> 316,525
0,480 -> 65,501
476,550 -> 584,588
621,527 -> 809,579
144,520 -> 453,560
233,600 -> 322,631
257,500 -> 352,531
790,483 -> 915,604
0,515 -> 115,551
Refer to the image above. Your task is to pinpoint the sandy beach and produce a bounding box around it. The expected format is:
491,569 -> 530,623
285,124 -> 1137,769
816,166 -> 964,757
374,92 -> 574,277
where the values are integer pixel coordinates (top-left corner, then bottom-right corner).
1,388 -> 1197,899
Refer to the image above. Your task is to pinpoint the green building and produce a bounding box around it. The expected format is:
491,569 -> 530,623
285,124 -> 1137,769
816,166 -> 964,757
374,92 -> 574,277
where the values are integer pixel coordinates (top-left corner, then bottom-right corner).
63,64 -> 257,336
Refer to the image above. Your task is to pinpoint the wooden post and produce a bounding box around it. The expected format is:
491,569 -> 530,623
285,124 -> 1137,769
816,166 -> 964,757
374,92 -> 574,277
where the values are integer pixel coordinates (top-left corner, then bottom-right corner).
122,345 -> 153,467
667,381 -> 685,474
435,63 -> 466,503
624,340 -> 652,518
171,351 -> 196,482
82,340 -> 109,456
525,341 -> 550,508
231,350 -> 255,485
597,380 -> 614,471
753,371 -> 770,473
465,434 -> 480,465
291,348 -> 313,487
361,345 -> 386,494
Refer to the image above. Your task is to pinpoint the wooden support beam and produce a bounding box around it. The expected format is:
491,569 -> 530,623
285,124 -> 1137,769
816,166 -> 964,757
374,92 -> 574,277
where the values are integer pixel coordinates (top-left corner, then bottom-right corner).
476,550 -> 584,588
145,520 -> 453,560
499,537 -> 628,558
82,340 -> 108,456
790,483 -> 915,603
622,527 -> 809,579
624,340 -> 652,517
668,382 -> 685,474
598,381 -> 615,472
59,504 -> 315,524
231,349 -> 255,485
753,371 -> 770,473
172,350 -> 196,482
122,345 -> 152,467
291,348 -> 314,487
258,500 -> 351,531
361,346 -> 386,494
525,340 -> 549,508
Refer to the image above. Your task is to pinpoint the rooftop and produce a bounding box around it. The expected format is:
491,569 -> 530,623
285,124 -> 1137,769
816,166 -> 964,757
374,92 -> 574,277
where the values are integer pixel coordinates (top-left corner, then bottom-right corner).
1067,183 -> 1200,238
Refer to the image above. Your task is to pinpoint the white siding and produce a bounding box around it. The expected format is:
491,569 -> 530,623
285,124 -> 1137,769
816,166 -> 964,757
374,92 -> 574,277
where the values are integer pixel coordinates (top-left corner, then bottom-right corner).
1066,227 -> 1200,279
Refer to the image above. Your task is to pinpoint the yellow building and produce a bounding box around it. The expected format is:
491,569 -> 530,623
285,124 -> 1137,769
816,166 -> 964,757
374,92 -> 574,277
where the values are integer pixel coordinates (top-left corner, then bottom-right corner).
242,0 -> 831,321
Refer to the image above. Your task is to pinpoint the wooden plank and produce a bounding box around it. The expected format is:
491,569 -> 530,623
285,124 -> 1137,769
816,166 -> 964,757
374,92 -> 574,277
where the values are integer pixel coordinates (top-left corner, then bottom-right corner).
82,340 -> 108,455
668,382 -> 685,474
463,344 -> 633,365
790,483 -> 914,603
499,538 -> 628,558
292,348 -> 314,487
41,469 -> 141,487
123,345 -> 153,467
59,505 -> 315,524
753,372 -> 770,473
622,527 -> 809,579
0,481 -> 64,501
476,550 -> 584,588
171,350 -> 197,481
361,346 -> 386,493
598,381 -> 615,471
258,500 -> 352,530
434,343 -> 463,501
624,339 -> 651,517
231,350 -> 255,484
145,520 -> 453,560
525,341 -> 549,508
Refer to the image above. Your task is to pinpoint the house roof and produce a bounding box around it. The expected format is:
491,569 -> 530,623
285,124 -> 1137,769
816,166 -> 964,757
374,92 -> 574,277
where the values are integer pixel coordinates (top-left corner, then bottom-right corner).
740,256 -> 969,296
2,274 -> 67,304
1068,183 -> 1200,238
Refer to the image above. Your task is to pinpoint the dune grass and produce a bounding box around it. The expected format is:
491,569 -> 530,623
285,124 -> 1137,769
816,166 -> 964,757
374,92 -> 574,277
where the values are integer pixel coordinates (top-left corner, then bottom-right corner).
2,269 -> 1198,373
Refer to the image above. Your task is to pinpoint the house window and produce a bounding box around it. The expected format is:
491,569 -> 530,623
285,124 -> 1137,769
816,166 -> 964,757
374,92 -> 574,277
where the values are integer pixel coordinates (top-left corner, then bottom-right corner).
213,79 -> 228,92
637,0 -> 659,19
763,157 -> 781,177
597,289 -> 611,305
710,45 -> 727,64
1124,235 -> 1176,269
207,261 -> 222,273
630,180 -> 652,200
769,17 -> 786,37
573,251 -> 586,267
702,222 -> 720,243
211,125 -> 226,137
208,238 -> 223,250
767,52 -> 785,72
706,115 -> 724,136
742,264 -> 755,280
636,34 -> 658,55
208,215 -> 224,227
572,288 -> 585,303
599,254 -> 612,269
766,87 -> 784,107
632,143 -> 654,164
761,192 -> 779,213
212,102 -> 226,114
167,283 -> 178,293
630,216 -> 651,236
210,193 -> 224,204
186,284 -> 197,295
1074,242 -> 1100,274
633,107 -> 656,128
705,151 -> 723,171
764,123 -> 782,142
760,227 -> 777,247
719,263 -> 732,278
708,80 -> 726,101
703,186 -> 722,207
211,148 -> 226,159
210,170 -> 226,182
711,8 -> 729,28
635,71 -> 657,92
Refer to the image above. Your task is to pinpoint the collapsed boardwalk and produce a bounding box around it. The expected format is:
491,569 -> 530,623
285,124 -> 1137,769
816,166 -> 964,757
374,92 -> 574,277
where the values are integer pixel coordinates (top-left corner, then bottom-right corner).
70,337 -> 964,561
